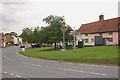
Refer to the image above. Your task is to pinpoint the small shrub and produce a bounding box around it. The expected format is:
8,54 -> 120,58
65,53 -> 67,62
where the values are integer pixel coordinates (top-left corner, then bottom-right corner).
8,41 -> 14,45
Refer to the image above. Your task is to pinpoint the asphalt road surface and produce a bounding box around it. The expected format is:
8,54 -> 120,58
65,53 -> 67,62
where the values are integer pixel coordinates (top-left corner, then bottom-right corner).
2,46 -> 119,79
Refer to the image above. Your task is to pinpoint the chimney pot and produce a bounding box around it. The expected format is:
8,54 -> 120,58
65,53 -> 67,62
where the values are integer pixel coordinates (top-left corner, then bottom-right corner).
99,15 -> 104,21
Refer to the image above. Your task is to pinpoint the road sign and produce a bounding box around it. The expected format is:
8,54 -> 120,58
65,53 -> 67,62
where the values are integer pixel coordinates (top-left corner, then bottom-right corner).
60,49 -> 67,55
60,49 -> 67,51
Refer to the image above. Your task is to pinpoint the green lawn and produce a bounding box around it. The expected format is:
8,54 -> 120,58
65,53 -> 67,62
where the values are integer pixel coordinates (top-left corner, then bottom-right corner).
19,46 -> 119,64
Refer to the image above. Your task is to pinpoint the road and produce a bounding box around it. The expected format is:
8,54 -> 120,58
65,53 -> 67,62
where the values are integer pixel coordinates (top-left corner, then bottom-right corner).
2,46 -> 119,79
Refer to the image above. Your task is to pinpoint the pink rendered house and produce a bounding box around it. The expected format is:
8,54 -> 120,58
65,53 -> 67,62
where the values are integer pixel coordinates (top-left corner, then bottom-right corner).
94,32 -> 118,46
77,15 -> 119,46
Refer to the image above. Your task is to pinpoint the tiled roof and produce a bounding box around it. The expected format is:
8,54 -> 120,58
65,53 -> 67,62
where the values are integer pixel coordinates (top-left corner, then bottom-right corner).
77,17 -> 120,33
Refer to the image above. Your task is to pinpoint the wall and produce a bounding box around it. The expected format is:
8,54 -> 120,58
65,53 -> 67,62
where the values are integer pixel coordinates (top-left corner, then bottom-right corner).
12,36 -> 18,44
76,33 -> 94,46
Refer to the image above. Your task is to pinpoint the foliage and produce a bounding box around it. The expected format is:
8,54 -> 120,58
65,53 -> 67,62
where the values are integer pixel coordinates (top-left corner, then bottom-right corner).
10,32 -> 17,36
5,32 -> 17,36
8,41 -> 14,44
20,15 -> 73,45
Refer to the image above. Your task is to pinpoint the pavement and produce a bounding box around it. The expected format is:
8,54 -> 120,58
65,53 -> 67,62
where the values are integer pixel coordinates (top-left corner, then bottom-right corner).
1,46 -> 119,79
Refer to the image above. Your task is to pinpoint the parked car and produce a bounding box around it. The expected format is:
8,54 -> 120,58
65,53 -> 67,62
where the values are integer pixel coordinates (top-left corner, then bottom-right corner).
14,44 -> 19,46
31,43 -> 41,48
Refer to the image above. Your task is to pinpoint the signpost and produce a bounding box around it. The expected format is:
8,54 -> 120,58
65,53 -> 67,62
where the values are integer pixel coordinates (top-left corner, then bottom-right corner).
68,26 -> 82,56
60,25 -> 67,55
60,49 -> 67,55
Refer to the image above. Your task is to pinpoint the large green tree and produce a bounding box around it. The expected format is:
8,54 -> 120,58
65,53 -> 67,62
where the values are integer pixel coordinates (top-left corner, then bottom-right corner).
20,28 -> 33,43
43,15 -> 65,42
20,15 -> 73,48
43,15 -> 73,49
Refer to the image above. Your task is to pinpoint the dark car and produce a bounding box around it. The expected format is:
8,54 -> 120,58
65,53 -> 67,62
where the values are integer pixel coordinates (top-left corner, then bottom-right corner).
31,43 -> 41,48
20,45 -> 25,48
14,44 -> 19,46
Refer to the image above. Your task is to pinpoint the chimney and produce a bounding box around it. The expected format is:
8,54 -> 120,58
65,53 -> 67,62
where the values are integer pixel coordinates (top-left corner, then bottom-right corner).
99,15 -> 104,21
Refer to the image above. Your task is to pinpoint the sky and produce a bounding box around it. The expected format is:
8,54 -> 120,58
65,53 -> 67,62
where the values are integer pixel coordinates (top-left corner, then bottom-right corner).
0,0 -> 119,35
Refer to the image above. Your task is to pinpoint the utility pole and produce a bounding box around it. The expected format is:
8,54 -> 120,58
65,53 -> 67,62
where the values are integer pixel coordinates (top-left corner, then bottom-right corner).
68,26 -> 76,56
63,32 -> 65,49
73,26 -> 76,56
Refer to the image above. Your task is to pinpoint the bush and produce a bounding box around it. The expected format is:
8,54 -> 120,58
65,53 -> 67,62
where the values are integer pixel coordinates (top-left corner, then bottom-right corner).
8,43 -> 11,46
8,41 -> 14,45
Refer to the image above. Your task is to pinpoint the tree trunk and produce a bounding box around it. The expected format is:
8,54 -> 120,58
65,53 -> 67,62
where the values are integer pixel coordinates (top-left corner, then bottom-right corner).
55,42 -> 57,49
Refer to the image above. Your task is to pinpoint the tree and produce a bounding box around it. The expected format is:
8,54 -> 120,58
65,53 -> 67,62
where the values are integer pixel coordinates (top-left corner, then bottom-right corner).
20,15 -> 73,48
20,28 -> 33,43
43,15 -> 66,49
43,15 -> 73,49
9,32 -> 17,36
5,33 -> 10,36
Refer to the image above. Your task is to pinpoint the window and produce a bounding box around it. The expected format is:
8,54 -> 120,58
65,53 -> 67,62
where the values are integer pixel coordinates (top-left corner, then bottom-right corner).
91,38 -> 94,42
109,32 -> 113,35
99,33 -> 103,36
85,39 -> 89,43
85,34 -> 88,36
107,38 -> 113,42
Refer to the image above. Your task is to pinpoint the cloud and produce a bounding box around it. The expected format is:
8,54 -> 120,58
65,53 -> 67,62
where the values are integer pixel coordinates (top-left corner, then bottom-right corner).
1,2 -> 118,35
1,2 -> 41,34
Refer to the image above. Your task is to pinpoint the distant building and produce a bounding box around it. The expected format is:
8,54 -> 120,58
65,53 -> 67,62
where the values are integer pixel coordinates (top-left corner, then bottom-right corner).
0,35 -> 5,47
0,33 -> 22,47
76,15 -> 120,46
0,35 -> 13,47
17,37 -> 22,44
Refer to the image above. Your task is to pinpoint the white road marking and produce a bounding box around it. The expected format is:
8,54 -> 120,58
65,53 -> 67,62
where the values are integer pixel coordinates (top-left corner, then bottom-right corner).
58,68 -> 107,76
10,74 -> 14,76
15,75 -> 21,78
89,72 -> 107,76
88,65 -> 109,68
22,62 -> 42,67
67,63 -> 73,64
58,68 -> 62,69
4,72 -> 7,74
31,63 -> 42,67
78,64 -> 86,65
69,63 -> 119,68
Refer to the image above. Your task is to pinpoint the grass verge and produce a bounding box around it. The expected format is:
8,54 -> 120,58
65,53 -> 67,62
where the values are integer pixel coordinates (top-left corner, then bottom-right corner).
19,46 -> 118,64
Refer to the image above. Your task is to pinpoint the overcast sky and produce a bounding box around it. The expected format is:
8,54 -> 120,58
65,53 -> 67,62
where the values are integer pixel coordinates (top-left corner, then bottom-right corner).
0,0 -> 119,35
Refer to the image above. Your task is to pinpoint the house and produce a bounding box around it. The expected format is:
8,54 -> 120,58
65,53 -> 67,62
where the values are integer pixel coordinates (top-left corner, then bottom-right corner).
0,35 -> 5,47
17,37 -> 22,44
0,33 -> 23,47
76,15 -> 120,46
11,36 -> 22,45
11,36 -> 19,45
0,34 -> 14,47
6,35 -> 14,43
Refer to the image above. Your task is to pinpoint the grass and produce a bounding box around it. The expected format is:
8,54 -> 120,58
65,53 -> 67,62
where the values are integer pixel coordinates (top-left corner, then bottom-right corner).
19,46 -> 118,64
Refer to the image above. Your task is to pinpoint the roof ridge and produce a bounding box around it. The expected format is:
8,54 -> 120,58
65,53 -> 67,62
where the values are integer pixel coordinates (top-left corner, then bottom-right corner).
82,17 -> 120,25
78,17 -> 119,33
